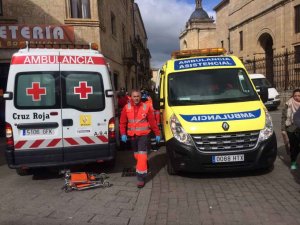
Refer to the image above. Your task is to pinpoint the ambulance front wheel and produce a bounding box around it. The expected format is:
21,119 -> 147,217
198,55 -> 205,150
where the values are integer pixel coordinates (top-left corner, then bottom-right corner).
16,168 -> 32,176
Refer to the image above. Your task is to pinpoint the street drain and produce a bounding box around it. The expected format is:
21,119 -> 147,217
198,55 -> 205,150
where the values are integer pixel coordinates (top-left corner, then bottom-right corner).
122,167 -> 136,177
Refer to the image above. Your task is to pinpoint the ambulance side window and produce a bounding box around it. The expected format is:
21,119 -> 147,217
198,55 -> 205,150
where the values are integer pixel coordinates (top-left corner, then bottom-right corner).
15,72 -> 59,109
62,72 -> 105,111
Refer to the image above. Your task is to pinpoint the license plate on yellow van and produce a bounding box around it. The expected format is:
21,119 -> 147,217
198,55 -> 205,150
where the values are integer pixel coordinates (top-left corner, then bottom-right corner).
212,154 -> 244,163
22,129 -> 55,136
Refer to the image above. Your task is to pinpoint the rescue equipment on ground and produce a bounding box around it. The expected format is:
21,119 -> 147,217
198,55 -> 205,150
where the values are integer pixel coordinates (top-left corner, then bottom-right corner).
61,170 -> 111,192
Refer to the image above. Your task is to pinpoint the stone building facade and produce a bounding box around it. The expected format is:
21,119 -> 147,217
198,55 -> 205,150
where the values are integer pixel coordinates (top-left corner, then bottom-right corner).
0,0 -> 150,136
178,0 -> 300,91
0,0 -> 150,91
179,0 -> 216,50
214,0 -> 300,83
133,3 -> 151,89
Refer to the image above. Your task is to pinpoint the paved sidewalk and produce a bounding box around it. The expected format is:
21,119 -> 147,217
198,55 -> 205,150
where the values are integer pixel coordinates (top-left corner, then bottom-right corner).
145,149 -> 300,225
0,149 -> 157,225
141,110 -> 300,225
2,109 -> 300,225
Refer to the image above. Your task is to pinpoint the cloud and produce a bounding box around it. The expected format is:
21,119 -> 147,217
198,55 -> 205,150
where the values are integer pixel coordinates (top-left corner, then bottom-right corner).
135,0 -> 218,68
135,0 -> 194,68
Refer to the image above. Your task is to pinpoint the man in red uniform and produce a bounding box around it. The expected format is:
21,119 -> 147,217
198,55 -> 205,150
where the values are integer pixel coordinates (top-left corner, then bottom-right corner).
119,89 -> 160,188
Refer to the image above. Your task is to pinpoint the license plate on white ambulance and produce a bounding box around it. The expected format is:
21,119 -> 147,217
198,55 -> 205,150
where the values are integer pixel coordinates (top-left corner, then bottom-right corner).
22,129 -> 55,136
212,154 -> 244,163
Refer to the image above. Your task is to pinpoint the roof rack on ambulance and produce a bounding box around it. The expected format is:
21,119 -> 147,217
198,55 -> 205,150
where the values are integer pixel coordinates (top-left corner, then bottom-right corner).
19,41 -> 99,51
171,48 -> 227,59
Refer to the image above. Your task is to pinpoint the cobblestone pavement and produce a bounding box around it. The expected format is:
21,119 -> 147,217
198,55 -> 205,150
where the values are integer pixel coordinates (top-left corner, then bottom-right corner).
0,149 -> 155,225
145,149 -> 300,225
1,110 -> 300,225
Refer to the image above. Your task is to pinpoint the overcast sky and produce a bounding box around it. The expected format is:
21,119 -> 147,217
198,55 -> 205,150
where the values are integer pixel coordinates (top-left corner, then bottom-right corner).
135,0 -> 221,68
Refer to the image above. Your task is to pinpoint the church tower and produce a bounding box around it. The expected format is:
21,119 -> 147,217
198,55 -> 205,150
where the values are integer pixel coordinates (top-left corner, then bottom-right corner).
179,0 -> 217,50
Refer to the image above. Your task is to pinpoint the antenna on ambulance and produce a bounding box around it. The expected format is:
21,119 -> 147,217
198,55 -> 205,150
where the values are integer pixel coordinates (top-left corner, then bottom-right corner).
25,41 -> 29,51
19,41 -> 29,51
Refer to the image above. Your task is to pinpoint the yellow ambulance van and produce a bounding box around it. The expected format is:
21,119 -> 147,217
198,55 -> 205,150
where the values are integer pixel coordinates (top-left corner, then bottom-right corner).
154,48 -> 277,174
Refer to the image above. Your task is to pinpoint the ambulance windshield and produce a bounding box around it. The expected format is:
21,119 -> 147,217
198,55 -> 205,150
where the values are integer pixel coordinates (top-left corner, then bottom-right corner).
168,68 -> 259,106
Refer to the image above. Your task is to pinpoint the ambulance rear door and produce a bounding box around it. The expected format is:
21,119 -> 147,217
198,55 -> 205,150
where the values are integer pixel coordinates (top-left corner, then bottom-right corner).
8,51 -> 64,165
59,51 -> 114,162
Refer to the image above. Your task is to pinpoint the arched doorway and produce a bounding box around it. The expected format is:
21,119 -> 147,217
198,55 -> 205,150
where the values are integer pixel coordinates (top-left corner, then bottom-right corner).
258,33 -> 274,85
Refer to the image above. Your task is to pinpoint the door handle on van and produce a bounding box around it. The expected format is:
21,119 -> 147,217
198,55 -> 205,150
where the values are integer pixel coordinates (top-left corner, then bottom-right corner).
3,92 -> 13,100
17,122 -> 59,129
105,89 -> 114,97
62,119 -> 73,126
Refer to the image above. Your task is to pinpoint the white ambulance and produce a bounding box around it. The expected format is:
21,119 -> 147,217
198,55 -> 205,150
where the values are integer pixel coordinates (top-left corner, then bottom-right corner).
3,43 -> 117,175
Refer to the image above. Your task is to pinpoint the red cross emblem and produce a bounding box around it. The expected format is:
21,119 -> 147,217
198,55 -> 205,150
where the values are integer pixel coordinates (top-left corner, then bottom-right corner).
74,81 -> 93,99
26,82 -> 47,101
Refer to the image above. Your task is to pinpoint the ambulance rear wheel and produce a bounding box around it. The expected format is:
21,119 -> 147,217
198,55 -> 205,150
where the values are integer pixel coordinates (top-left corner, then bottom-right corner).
16,168 -> 31,176
166,157 -> 177,175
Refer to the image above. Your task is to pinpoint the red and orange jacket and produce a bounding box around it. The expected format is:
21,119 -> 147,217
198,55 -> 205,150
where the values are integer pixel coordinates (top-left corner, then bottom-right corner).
119,100 -> 160,137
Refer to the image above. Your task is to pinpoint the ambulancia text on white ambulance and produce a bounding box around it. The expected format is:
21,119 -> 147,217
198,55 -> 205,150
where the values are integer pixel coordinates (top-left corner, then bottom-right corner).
3,42 -> 117,175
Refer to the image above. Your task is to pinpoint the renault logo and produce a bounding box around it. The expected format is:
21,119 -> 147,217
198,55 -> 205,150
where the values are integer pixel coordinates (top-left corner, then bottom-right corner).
222,122 -> 230,131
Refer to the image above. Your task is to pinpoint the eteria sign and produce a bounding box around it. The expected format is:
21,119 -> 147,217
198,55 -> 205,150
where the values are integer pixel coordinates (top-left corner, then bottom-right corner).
0,25 -> 75,48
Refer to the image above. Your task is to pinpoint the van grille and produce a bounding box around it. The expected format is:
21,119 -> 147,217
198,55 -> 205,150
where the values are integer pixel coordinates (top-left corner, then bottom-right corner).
191,131 -> 260,152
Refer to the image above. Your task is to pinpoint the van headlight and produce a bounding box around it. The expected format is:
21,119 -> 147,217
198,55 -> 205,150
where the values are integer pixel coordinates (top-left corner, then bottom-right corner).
258,108 -> 273,142
170,114 -> 193,146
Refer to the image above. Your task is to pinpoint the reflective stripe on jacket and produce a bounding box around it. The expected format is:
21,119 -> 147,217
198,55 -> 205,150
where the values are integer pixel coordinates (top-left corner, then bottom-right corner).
125,102 -> 151,136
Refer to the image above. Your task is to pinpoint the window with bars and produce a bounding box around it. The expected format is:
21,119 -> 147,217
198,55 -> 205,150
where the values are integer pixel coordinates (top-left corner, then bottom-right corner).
70,0 -> 91,19
295,45 -> 300,64
295,5 -> 300,33
111,12 -> 116,36
239,31 -> 243,51
0,0 -> 3,16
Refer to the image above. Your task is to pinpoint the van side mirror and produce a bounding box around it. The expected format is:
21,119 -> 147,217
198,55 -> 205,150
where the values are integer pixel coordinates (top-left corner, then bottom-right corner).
256,86 -> 268,103
3,92 -> 13,100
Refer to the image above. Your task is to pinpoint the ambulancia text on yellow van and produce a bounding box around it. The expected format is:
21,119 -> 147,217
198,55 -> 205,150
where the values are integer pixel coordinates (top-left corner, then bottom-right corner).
153,48 -> 277,175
